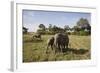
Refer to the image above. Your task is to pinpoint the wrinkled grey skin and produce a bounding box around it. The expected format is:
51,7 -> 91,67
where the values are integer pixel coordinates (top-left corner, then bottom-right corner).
33,33 -> 41,39
46,37 -> 54,53
54,33 -> 69,53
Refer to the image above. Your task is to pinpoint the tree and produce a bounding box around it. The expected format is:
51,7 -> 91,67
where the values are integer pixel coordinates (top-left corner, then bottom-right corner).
73,26 -> 80,31
39,24 -> 46,31
23,27 -> 28,33
52,25 -> 58,32
77,18 -> 91,30
51,25 -> 64,33
48,24 -> 52,31
64,25 -> 70,31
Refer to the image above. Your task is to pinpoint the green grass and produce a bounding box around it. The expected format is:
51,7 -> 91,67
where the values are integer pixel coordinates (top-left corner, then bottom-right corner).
23,33 -> 91,62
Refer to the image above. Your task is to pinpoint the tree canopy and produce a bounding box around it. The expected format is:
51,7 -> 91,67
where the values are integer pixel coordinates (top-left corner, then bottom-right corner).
76,18 -> 91,30
39,24 -> 46,31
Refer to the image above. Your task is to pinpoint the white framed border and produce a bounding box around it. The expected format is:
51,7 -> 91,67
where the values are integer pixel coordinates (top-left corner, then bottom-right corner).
11,1 -> 97,72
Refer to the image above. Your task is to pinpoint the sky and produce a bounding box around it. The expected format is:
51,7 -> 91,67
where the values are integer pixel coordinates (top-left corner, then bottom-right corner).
22,10 -> 91,32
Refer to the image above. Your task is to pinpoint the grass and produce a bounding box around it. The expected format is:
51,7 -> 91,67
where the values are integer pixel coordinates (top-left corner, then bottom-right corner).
23,33 -> 91,62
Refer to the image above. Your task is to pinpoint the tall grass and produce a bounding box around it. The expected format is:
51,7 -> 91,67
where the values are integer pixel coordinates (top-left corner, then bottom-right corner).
23,33 -> 91,62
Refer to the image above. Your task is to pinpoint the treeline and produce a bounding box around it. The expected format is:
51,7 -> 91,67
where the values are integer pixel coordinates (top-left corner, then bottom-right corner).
23,18 -> 91,36
36,18 -> 91,36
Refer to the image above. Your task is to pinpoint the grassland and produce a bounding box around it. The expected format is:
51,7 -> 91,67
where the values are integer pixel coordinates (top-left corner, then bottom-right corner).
23,33 -> 91,62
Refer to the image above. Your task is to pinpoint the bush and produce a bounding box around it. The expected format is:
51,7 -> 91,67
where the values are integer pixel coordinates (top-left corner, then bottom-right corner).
37,30 -> 46,35
79,31 -> 89,36
71,31 -> 90,36
71,31 -> 79,35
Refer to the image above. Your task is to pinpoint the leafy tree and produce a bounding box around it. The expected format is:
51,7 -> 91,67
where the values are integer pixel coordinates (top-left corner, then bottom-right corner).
52,25 -> 64,33
52,25 -> 58,32
39,24 -> 46,31
73,26 -> 80,31
23,27 -> 28,33
48,24 -> 52,31
64,25 -> 70,31
77,18 -> 91,30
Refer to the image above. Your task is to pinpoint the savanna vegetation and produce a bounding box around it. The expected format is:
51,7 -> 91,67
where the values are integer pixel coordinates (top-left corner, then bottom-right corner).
23,18 -> 91,62
23,34 -> 90,62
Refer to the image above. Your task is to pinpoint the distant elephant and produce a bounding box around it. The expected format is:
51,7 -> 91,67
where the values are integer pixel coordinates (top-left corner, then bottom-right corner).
33,33 -> 41,40
54,33 -> 69,53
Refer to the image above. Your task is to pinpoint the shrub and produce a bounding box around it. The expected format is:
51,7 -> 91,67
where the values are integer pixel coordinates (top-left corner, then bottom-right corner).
37,30 -> 46,35
71,31 -> 79,35
71,31 -> 90,36
79,31 -> 89,36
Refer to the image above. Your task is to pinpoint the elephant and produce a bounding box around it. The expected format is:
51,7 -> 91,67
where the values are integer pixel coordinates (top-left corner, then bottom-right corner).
46,36 -> 54,53
33,33 -> 41,40
54,33 -> 69,53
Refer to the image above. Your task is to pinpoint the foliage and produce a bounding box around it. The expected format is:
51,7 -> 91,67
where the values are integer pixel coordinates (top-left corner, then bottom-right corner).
37,29 -> 46,35
36,18 -> 91,35
64,25 -> 70,31
76,18 -> 91,31
23,27 -> 28,34
48,24 -> 52,31
79,31 -> 90,36
38,24 -> 46,31
71,31 -> 90,36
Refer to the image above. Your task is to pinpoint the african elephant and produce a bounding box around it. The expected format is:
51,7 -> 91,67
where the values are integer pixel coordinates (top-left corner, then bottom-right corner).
33,33 -> 41,40
54,33 -> 69,53
46,36 -> 54,53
